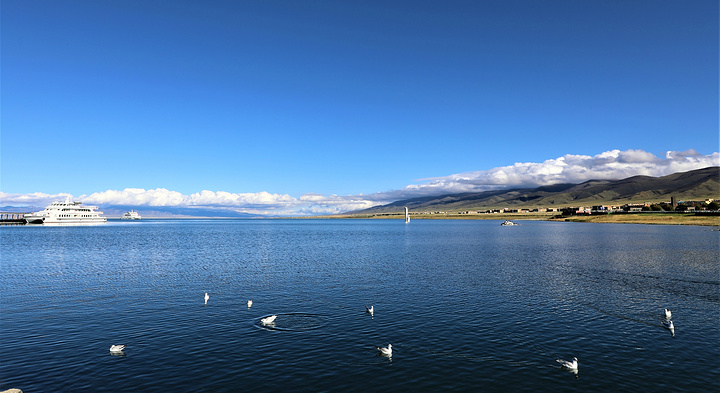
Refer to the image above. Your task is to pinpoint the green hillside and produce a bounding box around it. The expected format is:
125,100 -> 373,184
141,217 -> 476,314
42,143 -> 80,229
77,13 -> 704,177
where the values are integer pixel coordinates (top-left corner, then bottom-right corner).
352,166 -> 720,214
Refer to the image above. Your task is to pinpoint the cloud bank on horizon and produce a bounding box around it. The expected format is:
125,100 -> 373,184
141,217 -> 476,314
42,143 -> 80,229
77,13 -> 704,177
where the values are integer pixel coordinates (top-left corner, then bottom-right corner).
2,149 -> 718,216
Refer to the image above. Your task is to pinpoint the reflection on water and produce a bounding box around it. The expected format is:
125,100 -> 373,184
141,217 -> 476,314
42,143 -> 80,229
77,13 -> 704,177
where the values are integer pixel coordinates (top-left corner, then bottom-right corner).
0,220 -> 718,392
256,313 -> 328,332
26,221 -> 108,226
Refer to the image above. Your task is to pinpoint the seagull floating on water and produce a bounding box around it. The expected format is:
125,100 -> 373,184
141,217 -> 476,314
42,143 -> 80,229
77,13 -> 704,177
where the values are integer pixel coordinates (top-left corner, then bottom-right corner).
366,305 -> 374,316
247,300 -> 253,308
664,309 -> 672,320
375,343 -> 392,357
110,345 -> 127,352
204,292 -> 209,305
261,315 -> 277,325
663,320 -> 675,336
556,357 -> 578,371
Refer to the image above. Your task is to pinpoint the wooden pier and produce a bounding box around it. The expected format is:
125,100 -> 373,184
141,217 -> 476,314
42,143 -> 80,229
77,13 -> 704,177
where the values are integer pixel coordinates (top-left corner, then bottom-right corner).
0,212 -> 28,224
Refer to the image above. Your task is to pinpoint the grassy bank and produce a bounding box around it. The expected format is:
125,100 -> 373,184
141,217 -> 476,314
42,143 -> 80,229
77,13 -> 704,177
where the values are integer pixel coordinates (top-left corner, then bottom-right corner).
549,213 -> 720,226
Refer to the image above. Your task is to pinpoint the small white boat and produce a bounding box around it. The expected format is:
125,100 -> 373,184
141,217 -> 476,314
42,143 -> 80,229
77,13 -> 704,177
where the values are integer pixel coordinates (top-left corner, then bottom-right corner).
664,309 -> 672,320
204,293 -> 209,305
121,210 -> 142,220
366,305 -> 374,316
500,220 -> 518,226
110,344 -> 127,352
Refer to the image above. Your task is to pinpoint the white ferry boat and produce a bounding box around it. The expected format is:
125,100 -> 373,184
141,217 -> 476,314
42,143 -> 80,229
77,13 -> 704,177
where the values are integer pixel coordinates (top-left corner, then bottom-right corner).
24,197 -> 107,224
121,210 -> 142,220
500,220 -> 518,226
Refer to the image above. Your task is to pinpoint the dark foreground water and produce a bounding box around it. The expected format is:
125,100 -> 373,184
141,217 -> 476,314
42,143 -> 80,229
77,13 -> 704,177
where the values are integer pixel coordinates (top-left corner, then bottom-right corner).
1,219 -> 718,392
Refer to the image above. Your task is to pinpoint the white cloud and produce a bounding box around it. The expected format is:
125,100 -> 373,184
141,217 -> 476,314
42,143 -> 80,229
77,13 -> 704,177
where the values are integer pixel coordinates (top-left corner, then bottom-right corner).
84,188 -> 188,206
186,190 -> 295,207
408,149 -> 719,197
1,149 -> 717,215
0,192 -> 74,209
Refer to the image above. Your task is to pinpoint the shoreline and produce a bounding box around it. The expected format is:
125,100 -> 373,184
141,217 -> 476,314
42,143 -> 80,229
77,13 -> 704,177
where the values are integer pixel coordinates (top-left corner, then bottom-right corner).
7,214 -> 717,227
311,212 -> 720,226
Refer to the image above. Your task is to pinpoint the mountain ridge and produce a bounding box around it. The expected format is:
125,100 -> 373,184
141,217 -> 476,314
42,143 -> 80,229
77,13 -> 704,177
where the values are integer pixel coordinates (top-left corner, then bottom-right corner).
351,166 -> 720,214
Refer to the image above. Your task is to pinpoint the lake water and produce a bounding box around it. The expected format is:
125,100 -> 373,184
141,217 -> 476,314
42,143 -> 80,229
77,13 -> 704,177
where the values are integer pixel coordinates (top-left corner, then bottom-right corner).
1,219 -> 718,392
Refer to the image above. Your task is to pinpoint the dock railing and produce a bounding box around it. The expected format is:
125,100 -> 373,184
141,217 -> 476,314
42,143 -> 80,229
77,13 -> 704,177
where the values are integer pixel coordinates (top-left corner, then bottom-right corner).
0,212 -> 29,224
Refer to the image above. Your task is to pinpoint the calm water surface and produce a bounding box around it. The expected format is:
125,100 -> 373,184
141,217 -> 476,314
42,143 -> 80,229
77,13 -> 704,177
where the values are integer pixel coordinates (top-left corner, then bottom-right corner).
1,219 -> 718,392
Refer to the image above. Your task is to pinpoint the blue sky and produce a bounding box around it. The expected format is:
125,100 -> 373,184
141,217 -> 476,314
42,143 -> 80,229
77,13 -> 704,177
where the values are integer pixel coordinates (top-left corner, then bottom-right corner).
2,1 -> 718,216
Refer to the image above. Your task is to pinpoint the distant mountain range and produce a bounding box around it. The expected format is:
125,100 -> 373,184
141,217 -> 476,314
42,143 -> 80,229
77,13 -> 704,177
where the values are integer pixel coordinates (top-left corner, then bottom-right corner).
351,166 -> 720,214
99,206 -> 262,219
3,167 -> 717,218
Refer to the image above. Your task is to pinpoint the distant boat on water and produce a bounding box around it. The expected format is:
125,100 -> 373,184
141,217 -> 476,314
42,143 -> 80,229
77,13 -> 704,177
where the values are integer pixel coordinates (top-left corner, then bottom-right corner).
405,206 -> 410,223
121,210 -> 142,220
501,220 -> 517,226
24,197 -> 107,224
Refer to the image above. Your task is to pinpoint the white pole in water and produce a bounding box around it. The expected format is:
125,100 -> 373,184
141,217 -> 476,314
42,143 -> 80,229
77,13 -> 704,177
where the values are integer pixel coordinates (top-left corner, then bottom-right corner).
405,206 -> 410,223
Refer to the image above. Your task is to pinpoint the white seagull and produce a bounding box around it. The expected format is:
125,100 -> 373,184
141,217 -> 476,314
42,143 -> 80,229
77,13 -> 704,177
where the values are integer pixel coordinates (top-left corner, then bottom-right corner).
366,305 -> 374,316
261,315 -> 277,325
663,320 -> 675,336
664,309 -> 672,320
204,292 -> 209,305
110,345 -> 127,352
375,343 -> 392,357
556,357 -> 578,371
247,300 -> 253,308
